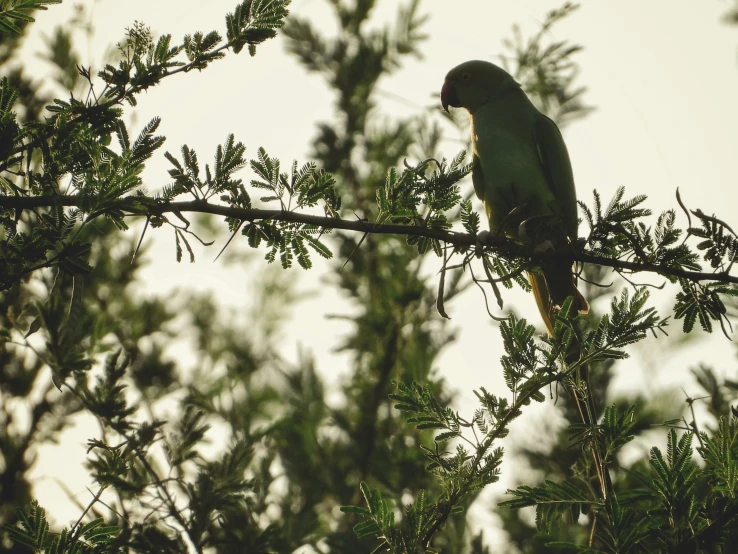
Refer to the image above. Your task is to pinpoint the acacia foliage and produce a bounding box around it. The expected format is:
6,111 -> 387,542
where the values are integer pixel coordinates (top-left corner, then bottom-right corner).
1,2 -> 738,554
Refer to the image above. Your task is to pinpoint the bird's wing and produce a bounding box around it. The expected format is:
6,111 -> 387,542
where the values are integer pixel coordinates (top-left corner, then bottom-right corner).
471,152 -> 485,201
532,113 -> 578,241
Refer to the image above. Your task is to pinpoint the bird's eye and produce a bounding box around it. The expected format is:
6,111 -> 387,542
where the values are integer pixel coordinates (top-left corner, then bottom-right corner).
461,73 -> 470,81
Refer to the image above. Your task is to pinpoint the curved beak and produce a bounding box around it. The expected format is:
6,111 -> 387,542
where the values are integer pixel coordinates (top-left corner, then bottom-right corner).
441,80 -> 460,113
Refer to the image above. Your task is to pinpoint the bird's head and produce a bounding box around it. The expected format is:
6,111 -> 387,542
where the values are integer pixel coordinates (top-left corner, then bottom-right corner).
441,60 -> 518,114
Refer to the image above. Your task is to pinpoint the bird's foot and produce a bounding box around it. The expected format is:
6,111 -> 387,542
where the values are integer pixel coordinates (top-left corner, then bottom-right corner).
533,240 -> 555,254
475,230 -> 491,257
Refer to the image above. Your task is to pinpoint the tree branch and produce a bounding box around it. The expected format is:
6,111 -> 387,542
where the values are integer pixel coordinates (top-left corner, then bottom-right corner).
2,194 -> 737,286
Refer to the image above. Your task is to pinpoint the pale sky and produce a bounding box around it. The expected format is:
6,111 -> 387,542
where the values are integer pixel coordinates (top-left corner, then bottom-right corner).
17,0 -> 738,549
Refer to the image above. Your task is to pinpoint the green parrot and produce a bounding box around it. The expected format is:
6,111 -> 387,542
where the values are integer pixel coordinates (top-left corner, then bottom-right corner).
440,60 -> 589,335
441,60 -> 607,497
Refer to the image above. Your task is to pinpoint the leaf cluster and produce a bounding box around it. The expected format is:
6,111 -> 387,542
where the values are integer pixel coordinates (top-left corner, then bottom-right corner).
30,346 -> 291,554
97,0 -> 290,102
343,292 -> 668,552
577,187 -> 737,336
501,1 -> 593,127
5,501 -> 118,554
342,484 -> 441,554
0,0 -> 61,34
376,153 -> 469,255
4,2 -> 738,554
500,410 -> 738,554
0,2 -> 292,285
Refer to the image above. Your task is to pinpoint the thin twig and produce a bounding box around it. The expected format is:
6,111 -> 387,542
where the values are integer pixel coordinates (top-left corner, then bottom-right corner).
70,485 -> 107,535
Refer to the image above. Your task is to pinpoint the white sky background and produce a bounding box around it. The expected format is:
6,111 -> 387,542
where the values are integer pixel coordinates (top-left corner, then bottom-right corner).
16,0 -> 738,548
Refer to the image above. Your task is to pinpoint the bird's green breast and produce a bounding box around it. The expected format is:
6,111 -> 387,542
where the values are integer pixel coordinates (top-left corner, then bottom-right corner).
470,97 -> 555,235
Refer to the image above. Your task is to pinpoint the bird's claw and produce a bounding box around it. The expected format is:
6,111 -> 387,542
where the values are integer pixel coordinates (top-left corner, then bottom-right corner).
517,216 -> 536,239
533,240 -> 555,254
475,230 -> 491,257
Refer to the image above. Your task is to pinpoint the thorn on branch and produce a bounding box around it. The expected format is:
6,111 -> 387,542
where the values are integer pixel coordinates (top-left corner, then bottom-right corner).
403,156 -> 444,176
213,221 -> 243,262
131,217 -> 150,263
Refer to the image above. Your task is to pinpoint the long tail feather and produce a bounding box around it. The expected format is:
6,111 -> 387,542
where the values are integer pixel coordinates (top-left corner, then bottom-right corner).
529,271 -> 555,335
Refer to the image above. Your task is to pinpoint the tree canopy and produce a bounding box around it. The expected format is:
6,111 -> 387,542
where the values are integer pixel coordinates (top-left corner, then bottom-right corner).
2,1 -> 738,553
